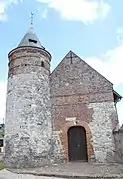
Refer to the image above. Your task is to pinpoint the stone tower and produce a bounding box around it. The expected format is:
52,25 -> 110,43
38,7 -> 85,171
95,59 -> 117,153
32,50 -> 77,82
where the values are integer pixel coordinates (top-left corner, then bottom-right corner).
5,27 -> 53,168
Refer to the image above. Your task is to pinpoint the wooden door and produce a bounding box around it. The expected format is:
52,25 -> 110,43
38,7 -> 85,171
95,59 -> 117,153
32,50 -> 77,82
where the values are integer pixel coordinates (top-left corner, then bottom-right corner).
68,126 -> 88,162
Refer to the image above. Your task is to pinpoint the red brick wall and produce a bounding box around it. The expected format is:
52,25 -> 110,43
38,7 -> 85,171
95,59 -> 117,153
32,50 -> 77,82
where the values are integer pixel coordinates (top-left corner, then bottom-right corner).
50,51 -> 115,162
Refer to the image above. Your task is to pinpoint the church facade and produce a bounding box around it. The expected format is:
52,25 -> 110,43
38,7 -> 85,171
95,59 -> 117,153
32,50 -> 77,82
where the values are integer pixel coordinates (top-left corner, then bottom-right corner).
4,27 -> 122,168
50,51 -> 122,163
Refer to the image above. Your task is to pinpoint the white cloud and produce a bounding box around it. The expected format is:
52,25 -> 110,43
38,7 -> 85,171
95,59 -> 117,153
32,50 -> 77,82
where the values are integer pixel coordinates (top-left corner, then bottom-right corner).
86,45 -> 123,87
86,36 -> 123,124
0,81 -> 7,123
41,8 -> 48,19
0,0 -> 22,21
36,0 -> 111,23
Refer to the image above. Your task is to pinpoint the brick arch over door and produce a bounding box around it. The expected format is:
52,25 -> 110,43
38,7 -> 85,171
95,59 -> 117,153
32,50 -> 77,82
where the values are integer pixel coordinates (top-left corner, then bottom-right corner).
59,121 -> 94,162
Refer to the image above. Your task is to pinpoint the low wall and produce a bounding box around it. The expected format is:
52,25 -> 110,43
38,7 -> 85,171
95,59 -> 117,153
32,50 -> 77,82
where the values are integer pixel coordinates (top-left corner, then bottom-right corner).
114,126 -> 123,163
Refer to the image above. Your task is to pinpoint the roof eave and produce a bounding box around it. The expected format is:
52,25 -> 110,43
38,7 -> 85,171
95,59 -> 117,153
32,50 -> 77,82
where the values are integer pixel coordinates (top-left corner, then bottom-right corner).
113,90 -> 122,102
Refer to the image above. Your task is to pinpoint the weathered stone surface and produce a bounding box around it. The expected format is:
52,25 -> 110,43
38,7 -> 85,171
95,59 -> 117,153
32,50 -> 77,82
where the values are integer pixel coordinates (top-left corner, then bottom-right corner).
50,51 -> 118,163
50,51 -> 113,97
113,125 -> 123,163
51,131 -> 64,162
5,46 -> 121,168
88,102 -> 116,163
5,47 -> 53,168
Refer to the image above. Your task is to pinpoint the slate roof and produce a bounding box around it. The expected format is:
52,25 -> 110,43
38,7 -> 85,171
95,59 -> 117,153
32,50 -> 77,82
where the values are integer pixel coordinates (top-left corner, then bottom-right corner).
18,26 -> 45,49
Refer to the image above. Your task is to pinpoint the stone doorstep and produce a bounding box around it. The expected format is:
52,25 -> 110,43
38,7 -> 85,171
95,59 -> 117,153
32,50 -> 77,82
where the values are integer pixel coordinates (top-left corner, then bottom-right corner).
7,169 -> 123,179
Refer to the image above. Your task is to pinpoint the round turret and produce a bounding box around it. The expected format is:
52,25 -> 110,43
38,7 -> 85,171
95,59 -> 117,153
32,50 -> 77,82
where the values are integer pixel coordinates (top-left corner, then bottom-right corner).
4,27 -> 53,168
8,27 -> 51,77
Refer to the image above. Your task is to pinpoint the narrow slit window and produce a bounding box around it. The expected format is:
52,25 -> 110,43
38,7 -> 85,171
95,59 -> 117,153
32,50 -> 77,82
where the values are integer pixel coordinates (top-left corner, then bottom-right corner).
41,61 -> 44,67
29,39 -> 37,44
0,139 -> 3,147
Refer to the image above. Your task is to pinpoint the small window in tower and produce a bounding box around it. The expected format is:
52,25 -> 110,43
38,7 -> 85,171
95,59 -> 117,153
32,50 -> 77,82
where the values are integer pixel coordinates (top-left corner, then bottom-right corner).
0,139 -> 3,147
41,61 -> 44,67
29,39 -> 37,44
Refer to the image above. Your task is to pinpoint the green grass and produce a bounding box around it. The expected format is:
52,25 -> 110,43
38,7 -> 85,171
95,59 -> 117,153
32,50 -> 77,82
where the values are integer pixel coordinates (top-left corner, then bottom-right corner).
0,161 -> 6,170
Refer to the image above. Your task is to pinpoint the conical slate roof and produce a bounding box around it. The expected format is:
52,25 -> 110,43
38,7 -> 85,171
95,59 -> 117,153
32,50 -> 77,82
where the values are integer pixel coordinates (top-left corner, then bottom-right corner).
18,26 -> 45,49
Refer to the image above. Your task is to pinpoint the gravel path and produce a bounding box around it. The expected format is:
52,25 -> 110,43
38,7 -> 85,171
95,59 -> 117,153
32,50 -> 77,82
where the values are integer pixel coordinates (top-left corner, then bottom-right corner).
0,169 -> 63,179
10,163 -> 123,178
1,163 -> 123,179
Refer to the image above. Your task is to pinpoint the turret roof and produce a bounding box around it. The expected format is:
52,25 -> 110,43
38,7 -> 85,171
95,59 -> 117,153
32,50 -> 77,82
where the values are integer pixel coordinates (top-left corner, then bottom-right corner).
18,26 -> 45,49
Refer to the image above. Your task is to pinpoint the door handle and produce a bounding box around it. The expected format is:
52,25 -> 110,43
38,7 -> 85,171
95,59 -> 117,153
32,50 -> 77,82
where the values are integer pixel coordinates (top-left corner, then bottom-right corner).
78,144 -> 80,147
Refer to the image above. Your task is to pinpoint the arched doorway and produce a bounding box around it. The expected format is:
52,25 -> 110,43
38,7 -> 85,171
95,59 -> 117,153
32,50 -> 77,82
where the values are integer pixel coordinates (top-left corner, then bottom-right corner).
68,126 -> 88,162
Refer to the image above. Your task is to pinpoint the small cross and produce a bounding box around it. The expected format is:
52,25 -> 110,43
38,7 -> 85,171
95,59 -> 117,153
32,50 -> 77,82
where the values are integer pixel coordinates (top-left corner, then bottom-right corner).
66,51 -> 75,64
30,12 -> 34,26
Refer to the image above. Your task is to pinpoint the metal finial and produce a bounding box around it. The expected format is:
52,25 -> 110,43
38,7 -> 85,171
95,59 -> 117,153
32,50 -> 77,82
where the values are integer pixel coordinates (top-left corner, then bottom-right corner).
30,12 -> 34,26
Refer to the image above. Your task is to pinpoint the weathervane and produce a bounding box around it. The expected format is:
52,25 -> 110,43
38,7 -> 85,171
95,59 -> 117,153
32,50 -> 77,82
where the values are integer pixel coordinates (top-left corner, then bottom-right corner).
30,12 -> 34,26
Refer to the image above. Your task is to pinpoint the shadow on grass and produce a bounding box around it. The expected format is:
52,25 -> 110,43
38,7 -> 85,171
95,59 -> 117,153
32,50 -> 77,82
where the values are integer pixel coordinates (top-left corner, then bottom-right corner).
0,161 -> 6,170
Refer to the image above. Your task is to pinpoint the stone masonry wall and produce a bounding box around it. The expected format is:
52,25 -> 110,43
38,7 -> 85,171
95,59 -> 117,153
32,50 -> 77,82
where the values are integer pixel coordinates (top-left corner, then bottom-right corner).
114,127 -> 123,163
5,47 -> 53,168
88,102 -> 116,163
50,51 -> 118,163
